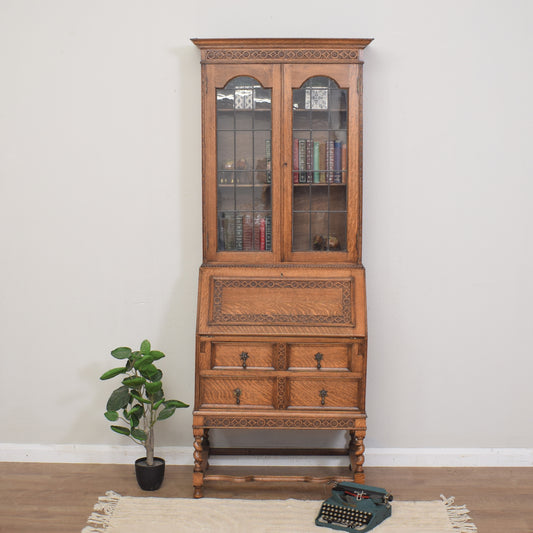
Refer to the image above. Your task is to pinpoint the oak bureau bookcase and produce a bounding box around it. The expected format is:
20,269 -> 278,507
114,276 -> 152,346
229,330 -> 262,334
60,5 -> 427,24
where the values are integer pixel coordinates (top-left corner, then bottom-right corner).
191,38 -> 372,498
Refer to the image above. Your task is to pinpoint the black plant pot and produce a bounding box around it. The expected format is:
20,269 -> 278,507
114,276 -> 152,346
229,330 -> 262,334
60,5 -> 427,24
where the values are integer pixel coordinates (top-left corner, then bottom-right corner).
135,457 -> 165,491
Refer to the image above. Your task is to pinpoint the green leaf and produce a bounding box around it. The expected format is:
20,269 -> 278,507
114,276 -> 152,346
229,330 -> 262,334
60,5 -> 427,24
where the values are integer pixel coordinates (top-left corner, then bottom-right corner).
106,386 -> 131,412
164,400 -> 189,409
157,407 -> 176,421
150,350 -> 165,360
104,410 -> 119,421
110,425 -> 130,436
122,376 -> 146,388
151,389 -> 164,404
134,355 -> 155,371
139,364 -> 160,381
140,340 -> 151,355
111,347 -> 132,360
130,404 -> 144,418
100,367 -> 126,380
153,399 -> 165,410
131,428 -> 147,441
131,391 -> 151,404
129,414 -> 140,428
145,380 -> 162,395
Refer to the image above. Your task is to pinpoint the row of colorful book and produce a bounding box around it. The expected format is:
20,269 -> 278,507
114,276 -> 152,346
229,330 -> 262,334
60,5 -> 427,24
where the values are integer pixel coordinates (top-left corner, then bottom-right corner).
218,212 -> 272,251
292,138 -> 346,184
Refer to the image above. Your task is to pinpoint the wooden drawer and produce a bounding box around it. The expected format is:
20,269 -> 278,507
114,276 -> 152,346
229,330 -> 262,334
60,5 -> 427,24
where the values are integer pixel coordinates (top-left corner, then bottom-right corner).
287,343 -> 351,371
287,376 -> 360,410
211,342 -> 275,369
199,376 -> 275,408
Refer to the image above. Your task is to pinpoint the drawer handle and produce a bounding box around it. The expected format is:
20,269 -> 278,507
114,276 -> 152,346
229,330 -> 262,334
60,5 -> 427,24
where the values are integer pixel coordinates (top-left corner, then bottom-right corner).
314,352 -> 323,370
319,389 -> 328,406
240,351 -> 249,369
233,388 -> 241,405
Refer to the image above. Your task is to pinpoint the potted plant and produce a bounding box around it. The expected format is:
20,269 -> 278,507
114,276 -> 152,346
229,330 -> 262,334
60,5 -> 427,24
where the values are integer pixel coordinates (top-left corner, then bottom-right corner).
100,339 -> 189,490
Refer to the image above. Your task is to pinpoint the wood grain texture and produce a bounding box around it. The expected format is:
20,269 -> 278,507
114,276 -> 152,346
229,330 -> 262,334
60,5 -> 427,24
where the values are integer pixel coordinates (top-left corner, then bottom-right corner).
1,463 -> 531,533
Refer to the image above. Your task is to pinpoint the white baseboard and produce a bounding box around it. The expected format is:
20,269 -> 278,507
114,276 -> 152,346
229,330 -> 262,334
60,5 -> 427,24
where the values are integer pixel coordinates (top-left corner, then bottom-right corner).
1,444 -> 532,467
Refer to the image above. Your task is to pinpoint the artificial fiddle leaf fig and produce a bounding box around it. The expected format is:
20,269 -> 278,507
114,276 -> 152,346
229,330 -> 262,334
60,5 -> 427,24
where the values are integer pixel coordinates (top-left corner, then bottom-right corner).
139,364 -> 160,381
111,425 -> 130,436
131,428 -> 147,441
134,355 -> 155,371
145,380 -> 162,395
122,376 -> 146,387
140,339 -> 151,355
111,347 -> 132,360
164,400 -> 189,409
101,339 -> 189,467
100,367 -> 126,380
157,407 -> 175,421
106,386 -> 130,412
131,391 -> 151,404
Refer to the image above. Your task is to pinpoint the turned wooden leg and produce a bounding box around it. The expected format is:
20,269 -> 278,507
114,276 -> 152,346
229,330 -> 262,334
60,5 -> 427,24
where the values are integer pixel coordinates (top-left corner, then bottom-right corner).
349,428 -> 366,483
202,429 -> 210,472
348,430 -> 357,472
193,428 -> 205,498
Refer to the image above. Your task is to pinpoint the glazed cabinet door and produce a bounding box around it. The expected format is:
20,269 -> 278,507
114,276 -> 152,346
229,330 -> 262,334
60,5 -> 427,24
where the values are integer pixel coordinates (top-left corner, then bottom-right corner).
203,64 -> 282,262
282,64 -> 362,263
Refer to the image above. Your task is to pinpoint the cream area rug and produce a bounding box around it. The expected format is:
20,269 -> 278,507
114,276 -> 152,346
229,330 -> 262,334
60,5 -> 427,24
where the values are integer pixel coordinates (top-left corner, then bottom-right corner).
83,491 -> 477,533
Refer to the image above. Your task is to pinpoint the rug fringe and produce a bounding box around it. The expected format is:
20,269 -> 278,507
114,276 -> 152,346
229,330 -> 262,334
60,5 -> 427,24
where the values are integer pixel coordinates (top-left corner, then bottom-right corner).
81,491 -> 121,533
440,495 -> 478,532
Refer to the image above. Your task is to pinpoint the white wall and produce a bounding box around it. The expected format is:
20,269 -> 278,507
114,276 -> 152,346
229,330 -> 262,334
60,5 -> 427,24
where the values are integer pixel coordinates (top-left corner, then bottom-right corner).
1,0 -> 531,458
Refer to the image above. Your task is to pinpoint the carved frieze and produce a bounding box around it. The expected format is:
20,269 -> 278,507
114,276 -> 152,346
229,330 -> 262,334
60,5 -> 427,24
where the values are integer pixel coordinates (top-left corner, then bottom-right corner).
203,48 -> 360,63
200,415 -> 357,429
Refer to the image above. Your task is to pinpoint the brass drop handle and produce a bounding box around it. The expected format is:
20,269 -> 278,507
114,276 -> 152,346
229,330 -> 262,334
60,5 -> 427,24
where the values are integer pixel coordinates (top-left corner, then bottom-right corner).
233,388 -> 241,405
314,352 -> 323,370
240,351 -> 249,369
319,389 -> 328,406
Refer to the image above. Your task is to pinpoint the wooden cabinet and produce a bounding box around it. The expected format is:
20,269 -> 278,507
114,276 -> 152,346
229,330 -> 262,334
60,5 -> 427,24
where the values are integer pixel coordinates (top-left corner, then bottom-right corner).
192,38 -> 372,497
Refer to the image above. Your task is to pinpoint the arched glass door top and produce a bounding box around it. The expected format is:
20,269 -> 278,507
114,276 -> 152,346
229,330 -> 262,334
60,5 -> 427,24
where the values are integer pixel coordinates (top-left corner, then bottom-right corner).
216,76 -> 272,252
292,77 -> 348,252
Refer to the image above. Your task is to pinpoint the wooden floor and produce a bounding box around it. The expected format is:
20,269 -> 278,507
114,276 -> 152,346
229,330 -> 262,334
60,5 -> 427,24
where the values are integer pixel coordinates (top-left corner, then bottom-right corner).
0,463 -> 531,532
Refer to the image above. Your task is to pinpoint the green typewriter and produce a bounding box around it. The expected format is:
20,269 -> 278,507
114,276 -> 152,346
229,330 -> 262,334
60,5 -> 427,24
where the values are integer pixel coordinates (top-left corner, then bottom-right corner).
315,482 -> 393,532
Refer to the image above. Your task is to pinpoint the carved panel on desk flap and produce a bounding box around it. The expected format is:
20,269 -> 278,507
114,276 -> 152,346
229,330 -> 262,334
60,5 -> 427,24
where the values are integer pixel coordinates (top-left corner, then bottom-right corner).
211,278 -> 353,326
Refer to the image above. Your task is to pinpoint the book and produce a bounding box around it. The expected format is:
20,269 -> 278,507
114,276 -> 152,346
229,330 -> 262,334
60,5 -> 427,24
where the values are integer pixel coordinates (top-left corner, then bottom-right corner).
313,141 -> 320,183
319,142 -> 326,183
253,214 -> 262,250
334,141 -> 342,183
298,139 -> 307,183
306,139 -> 313,183
243,214 -> 253,251
341,143 -> 347,184
265,215 -> 272,251
225,214 -> 235,250
292,138 -> 299,183
327,140 -> 334,183
218,213 -> 226,251
235,215 -> 243,250
265,139 -> 272,184
260,217 -> 266,250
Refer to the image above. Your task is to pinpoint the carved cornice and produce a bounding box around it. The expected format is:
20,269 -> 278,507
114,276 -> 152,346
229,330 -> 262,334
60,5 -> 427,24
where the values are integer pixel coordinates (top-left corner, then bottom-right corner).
192,39 -> 372,64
